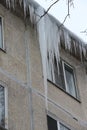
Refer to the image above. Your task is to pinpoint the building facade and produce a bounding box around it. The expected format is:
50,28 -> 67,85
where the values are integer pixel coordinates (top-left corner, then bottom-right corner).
0,0 -> 87,130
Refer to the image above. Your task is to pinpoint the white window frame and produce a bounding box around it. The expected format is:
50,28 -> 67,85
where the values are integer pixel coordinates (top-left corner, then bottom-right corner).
0,82 -> 8,129
57,121 -> 60,130
62,61 -> 78,98
0,16 -> 5,50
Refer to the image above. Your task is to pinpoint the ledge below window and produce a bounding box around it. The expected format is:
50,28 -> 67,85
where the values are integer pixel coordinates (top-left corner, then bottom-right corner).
47,79 -> 81,103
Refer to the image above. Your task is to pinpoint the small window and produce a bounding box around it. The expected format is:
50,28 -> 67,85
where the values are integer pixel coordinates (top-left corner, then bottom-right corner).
0,17 -> 3,49
47,115 -> 71,130
47,58 -> 79,99
63,62 -> 77,98
0,85 -> 5,127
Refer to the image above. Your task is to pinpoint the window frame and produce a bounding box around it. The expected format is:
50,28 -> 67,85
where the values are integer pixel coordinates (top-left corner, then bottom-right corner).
0,16 -> 5,51
62,60 -> 78,98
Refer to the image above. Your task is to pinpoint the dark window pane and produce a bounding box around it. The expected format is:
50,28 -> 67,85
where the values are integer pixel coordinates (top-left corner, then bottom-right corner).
0,86 -> 5,127
54,59 -> 65,90
47,116 -> 57,130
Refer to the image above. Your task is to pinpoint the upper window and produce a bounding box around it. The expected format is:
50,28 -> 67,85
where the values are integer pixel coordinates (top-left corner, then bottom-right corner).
48,58 -> 79,99
63,61 -> 78,98
0,17 -> 3,49
47,115 -> 71,130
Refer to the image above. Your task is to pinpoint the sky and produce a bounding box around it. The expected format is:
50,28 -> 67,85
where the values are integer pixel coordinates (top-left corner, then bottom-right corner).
35,0 -> 87,43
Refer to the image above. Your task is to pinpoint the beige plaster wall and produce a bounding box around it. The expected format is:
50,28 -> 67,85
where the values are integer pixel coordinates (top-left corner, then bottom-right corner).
0,3 -> 87,130
0,4 -> 30,130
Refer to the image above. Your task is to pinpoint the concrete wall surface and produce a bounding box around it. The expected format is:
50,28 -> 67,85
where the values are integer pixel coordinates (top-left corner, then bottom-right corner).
0,3 -> 87,130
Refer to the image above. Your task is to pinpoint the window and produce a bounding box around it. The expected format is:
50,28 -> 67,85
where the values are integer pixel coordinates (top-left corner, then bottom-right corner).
63,62 -> 77,98
0,84 -> 8,128
0,17 -> 3,49
48,58 -> 79,99
0,85 -> 5,127
47,115 -> 71,130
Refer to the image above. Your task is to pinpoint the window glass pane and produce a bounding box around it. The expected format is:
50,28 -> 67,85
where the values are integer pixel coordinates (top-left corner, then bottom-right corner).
54,59 -> 65,89
64,64 -> 76,97
60,124 -> 65,130
0,86 -> 5,127
60,123 -> 70,130
47,116 -> 58,130
0,18 -> 3,48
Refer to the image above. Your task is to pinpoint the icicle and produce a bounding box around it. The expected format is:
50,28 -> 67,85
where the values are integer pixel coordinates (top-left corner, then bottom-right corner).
36,8 -> 62,110
63,29 -> 71,50
19,0 -> 23,6
36,6 -> 48,110
23,0 -> 27,16
82,45 -> 86,58
11,0 -> 15,9
73,40 -> 77,55
5,0 -> 29,17
29,5 -> 36,24
44,14 -> 60,80
6,0 -> 11,8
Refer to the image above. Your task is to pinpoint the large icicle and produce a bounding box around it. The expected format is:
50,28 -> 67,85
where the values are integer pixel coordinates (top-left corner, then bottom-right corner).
35,6 -> 61,109
36,6 -> 49,109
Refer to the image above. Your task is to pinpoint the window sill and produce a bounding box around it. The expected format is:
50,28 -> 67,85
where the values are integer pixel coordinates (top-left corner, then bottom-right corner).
0,47 -> 6,53
0,126 -> 7,130
47,79 -> 81,103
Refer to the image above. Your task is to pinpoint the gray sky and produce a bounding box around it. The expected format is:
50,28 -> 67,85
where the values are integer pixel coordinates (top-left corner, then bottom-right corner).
35,0 -> 87,43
